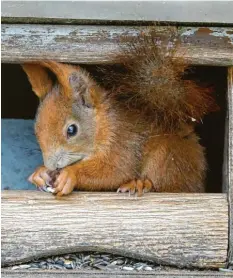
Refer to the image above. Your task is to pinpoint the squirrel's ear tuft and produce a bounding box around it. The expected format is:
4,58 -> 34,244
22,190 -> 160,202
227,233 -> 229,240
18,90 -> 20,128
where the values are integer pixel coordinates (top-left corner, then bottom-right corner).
69,71 -> 102,108
21,64 -> 53,98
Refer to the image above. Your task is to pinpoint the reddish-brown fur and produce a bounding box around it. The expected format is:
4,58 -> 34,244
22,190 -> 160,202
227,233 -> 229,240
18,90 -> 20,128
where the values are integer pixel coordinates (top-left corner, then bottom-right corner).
23,29 -> 217,196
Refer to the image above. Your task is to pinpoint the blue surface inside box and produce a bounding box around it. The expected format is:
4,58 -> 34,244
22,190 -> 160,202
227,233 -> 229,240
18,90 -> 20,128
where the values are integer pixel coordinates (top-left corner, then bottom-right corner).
1,119 -> 42,190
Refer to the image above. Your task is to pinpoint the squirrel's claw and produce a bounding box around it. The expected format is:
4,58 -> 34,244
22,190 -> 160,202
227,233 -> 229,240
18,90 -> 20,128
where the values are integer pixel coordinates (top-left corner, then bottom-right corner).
117,180 -> 136,195
117,179 -> 153,197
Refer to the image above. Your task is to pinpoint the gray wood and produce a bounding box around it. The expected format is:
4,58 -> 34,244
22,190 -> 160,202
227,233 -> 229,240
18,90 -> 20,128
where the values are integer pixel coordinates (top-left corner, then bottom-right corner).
2,1 -> 233,24
2,269 -> 233,278
1,25 -> 233,66
1,191 -> 228,268
227,67 -> 233,267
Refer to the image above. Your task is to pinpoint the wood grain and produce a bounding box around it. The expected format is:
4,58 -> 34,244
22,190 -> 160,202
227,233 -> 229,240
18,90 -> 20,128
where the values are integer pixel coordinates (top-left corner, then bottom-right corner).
227,67 -> 233,267
1,191 -> 228,268
2,269 -> 233,278
1,25 -> 233,66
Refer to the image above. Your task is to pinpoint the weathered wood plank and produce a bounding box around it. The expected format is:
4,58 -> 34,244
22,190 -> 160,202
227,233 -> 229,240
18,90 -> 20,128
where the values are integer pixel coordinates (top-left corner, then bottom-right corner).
1,25 -> 233,66
1,191 -> 228,268
2,1 -> 233,24
227,67 -> 233,267
178,27 -> 233,66
2,269 -> 233,278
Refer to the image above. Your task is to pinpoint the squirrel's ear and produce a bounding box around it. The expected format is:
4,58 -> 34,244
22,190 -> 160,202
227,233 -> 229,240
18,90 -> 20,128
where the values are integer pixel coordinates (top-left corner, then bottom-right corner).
37,61 -> 77,97
21,64 -> 53,98
69,71 -> 103,108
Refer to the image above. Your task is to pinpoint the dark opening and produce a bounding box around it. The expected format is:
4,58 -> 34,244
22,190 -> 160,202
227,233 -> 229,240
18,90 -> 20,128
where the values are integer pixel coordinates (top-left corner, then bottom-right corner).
1,64 -> 227,192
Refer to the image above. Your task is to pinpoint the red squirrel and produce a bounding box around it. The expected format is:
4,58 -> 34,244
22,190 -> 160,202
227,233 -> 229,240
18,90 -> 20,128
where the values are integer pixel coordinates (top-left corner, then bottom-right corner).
22,29 -> 217,196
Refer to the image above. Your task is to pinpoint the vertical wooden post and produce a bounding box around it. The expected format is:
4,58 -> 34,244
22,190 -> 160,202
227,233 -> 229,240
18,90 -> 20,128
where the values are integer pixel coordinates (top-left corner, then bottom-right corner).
227,67 -> 233,267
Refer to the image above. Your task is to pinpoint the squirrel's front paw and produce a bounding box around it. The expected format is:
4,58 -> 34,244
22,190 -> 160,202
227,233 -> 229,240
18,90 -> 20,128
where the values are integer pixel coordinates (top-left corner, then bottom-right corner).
53,167 -> 77,196
28,166 -> 54,190
117,179 -> 153,197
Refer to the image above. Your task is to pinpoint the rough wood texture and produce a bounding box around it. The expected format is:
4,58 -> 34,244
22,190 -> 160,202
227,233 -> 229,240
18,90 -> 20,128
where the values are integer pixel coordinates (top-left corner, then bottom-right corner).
1,25 -> 233,66
1,191 -> 228,268
227,67 -> 233,267
2,1 -> 233,24
2,270 -> 233,278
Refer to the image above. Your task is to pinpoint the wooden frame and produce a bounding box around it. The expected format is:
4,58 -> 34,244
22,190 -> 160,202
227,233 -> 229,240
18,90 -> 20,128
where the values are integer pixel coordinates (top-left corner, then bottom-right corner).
2,269 -> 233,278
1,3 -> 233,275
2,1 -> 233,24
2,25 -> 233,66
1,192 -> 228,268
227,67 -> 233,267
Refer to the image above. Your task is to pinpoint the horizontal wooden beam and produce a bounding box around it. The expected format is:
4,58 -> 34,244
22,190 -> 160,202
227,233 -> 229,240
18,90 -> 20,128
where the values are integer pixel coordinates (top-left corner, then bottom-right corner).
2,1 -> 233,24
1,25 -> 233,66
2,269 -> 233,278
1,191 -> 228,268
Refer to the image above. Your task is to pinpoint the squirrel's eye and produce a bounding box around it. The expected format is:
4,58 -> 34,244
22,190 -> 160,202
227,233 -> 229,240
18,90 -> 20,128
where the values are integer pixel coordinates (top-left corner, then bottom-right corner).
67,124 -> 78,138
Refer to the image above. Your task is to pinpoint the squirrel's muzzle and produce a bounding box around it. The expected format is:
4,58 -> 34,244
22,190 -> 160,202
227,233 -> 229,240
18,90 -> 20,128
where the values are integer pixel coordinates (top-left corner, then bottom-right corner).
43,150 -> 85,171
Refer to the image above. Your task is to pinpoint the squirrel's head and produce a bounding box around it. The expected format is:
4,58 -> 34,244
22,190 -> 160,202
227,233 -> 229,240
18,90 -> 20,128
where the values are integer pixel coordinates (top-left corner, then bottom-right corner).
22,61 -> 106,171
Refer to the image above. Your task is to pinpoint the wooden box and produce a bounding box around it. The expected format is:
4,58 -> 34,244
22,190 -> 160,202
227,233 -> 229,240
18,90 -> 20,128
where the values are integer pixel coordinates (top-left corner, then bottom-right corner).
1,2 -> 233,277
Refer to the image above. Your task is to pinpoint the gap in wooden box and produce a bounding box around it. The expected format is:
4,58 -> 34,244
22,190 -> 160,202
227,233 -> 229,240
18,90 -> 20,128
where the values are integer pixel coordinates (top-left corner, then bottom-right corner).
1,64 -> 227,193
